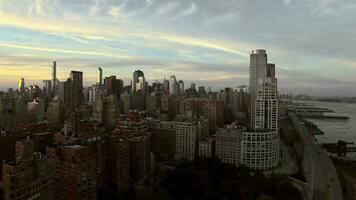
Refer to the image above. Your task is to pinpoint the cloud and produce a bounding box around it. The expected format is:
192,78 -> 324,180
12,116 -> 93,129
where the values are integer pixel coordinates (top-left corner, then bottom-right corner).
283,0 -> 293,6
88,0 -> 100,16
0,43 -> 133,59
146,0 -> 154,5
157,2 -> 180,15
0,0 -> 355,96
108,6 -> 122,19
180,2 -> 196,16
28,0 -> 45,16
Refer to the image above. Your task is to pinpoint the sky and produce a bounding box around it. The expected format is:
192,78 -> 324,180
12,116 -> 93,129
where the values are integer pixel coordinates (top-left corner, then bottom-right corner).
0,0 -> 355,96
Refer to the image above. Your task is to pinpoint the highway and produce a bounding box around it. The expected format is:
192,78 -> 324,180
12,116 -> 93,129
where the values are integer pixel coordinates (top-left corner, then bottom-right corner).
289,112 -> 343,200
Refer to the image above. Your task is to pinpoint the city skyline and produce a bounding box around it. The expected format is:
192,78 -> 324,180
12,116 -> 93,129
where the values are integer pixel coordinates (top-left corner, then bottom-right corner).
1,0 -> 356,96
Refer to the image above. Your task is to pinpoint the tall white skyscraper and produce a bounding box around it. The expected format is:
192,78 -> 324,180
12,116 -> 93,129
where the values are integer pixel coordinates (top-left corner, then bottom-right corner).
249,49 -> 278,131
242,49 -> 279,170
249,49 -> 268,129
97,67 -> 103,85
169,75 -> 177,96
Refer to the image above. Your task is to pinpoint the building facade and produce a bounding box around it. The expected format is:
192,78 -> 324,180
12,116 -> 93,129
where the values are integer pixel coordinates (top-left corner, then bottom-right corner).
2,139 -> 54,200
215,127 -> 242,165
241,131 -> 280,170
46,145 -> 97,200
175,121 -> 199,161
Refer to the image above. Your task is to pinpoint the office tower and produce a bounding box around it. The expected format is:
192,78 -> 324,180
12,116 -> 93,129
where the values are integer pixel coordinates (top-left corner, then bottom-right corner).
97,67 -> 103,85
87,86 -> 94,104
42,80 -> 52,98
58,79 -> 72,116
2,139 -> 55,200
18,77 -> 25,93
175,121 -> 199,161
198,86 -> 206,96
52,61 -> 56,96
46,145 -> 97,200
103,95 -> 121,128
132,70 -> 145,93
178,80 -> 184,95
70,70 -> 83,110
105,76 -> 123,98
190,83 -> 196,91
169,75 -> 177,96
163,78 -> 169,94
89,84 -> 106,104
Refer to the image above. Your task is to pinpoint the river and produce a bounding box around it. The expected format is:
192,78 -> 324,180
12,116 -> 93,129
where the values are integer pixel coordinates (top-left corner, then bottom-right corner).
295,100 -> 356,145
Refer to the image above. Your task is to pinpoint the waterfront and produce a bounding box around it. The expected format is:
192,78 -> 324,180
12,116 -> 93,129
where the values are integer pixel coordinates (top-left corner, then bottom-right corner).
296,100 -> 356,146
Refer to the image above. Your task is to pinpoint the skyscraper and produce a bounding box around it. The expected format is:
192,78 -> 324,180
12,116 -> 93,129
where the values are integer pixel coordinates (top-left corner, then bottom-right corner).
97,67 -> 103,85
136,76 -> 145,92
169,75 -> 177,96
242,49 -> 279,170
70,70 -> 83,110
190,83 -> 196,91
249,49 -> 268,129
132,70 -> 145,93
163,78 -> 169,94
178,80 -> 184,95
52,61 -> 57,96
105,76 -> 123,98
42,80 -> 52,98
249,49 -> 278,131
18,77 -> 25,93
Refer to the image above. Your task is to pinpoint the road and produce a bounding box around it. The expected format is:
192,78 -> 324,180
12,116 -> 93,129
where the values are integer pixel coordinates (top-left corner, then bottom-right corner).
289,112 -> 343,200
